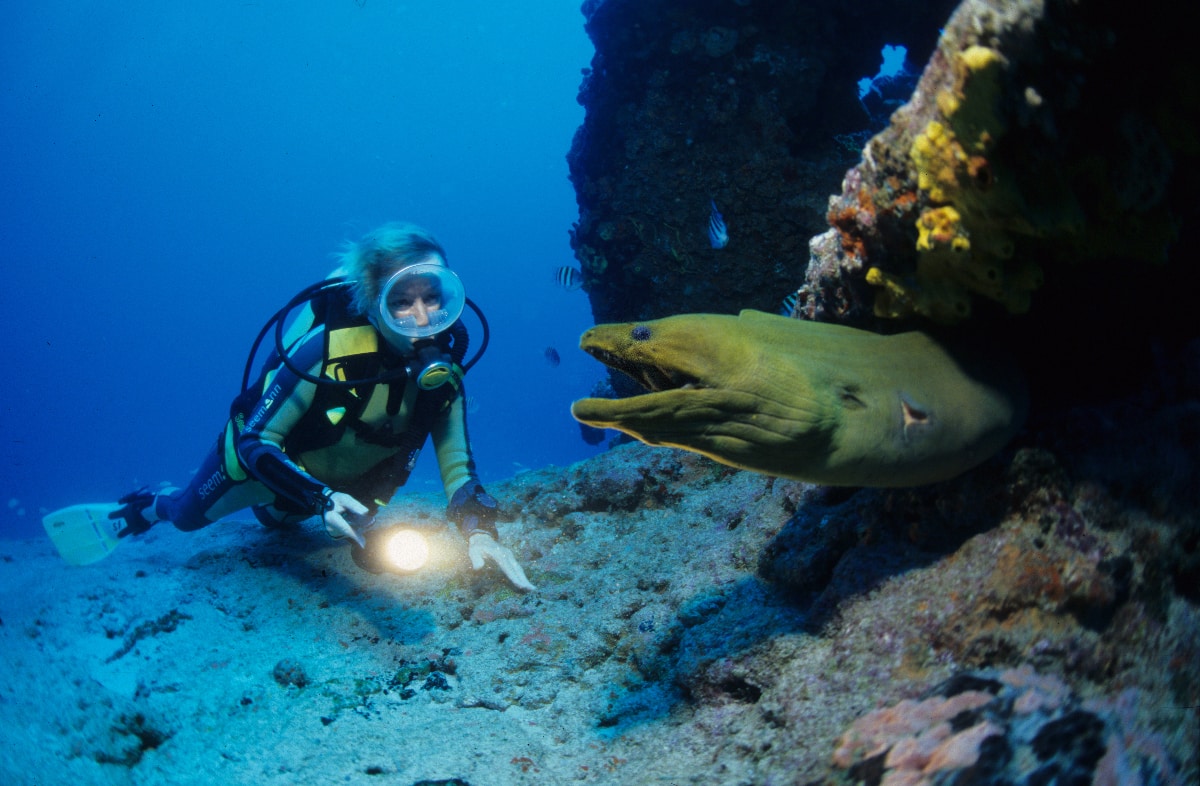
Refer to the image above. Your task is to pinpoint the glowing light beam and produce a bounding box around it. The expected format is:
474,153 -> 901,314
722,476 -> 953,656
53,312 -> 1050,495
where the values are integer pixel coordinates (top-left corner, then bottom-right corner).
384,529 -> 429,572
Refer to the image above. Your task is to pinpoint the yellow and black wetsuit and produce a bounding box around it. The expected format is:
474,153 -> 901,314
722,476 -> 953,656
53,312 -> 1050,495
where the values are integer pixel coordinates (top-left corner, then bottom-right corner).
158,288 -> 484,534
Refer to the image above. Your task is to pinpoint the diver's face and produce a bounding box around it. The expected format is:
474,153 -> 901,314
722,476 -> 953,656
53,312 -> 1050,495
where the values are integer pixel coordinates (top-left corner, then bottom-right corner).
383,256 -> 444,328
373,254 -> 463,349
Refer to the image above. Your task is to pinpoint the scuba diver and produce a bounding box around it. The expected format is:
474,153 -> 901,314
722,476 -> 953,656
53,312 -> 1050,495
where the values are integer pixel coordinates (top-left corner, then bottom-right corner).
101,222 -> 534,591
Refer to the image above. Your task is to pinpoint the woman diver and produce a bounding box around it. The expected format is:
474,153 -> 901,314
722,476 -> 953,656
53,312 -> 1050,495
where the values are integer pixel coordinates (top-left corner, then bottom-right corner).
105,222 -> 534,590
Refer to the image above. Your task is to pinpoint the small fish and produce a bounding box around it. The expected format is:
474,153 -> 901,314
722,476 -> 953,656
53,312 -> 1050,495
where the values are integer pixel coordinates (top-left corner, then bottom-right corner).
554,266 -> 584,291
544,346 -> 562,367
707,200 -> 729,249
779,290 -> 800,317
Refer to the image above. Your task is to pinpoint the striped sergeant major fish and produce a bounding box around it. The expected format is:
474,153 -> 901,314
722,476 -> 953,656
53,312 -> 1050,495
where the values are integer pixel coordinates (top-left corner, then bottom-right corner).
707,200 -> 729,249
555,265 -> 584,291
780,290 -> 801,317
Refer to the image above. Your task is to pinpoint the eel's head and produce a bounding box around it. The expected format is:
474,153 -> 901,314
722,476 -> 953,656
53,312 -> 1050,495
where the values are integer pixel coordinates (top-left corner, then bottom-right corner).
570,313 -> 832,471
576,316 -> 725,395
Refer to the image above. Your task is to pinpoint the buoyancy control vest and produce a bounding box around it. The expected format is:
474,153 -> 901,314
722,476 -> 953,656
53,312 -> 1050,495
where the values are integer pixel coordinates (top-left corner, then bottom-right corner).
229,281 -> 472,485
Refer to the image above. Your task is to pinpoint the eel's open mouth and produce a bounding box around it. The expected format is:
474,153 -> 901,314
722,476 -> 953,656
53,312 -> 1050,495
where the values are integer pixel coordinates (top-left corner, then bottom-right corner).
585,348 -> 702,393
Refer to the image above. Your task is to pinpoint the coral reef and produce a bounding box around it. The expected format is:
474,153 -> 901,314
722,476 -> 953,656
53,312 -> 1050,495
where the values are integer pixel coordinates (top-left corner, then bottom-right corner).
572,0 -> 1198,413
796,0 -> 1198,333
832,668 -> 1184,786
568,0 -> 958,325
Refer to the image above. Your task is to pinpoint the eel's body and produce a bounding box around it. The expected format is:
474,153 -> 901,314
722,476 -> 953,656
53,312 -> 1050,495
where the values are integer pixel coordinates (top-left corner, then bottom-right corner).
571,310 -> 1027,487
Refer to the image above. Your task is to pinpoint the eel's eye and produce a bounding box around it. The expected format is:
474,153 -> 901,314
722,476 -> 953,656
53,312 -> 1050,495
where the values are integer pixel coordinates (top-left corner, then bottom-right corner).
631,325 -> 652,341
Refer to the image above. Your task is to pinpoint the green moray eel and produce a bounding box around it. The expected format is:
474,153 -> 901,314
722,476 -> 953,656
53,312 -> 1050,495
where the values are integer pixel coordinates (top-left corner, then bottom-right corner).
571,310 -> 1028,487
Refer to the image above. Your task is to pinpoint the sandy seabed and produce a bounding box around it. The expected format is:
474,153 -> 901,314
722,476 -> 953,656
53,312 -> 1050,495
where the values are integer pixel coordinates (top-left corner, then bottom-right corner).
2,441 -> 1196,786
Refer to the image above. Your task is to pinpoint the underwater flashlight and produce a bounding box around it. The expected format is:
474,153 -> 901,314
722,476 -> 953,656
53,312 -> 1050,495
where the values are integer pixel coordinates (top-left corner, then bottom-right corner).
351,524 -> 430,575
382,528 -> 429,572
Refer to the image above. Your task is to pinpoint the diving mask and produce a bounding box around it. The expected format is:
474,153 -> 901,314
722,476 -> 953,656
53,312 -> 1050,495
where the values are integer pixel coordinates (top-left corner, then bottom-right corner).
377,262 -> 465,339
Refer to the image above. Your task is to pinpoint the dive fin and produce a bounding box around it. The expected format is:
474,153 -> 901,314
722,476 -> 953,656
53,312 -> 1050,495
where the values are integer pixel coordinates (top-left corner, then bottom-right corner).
42,503 -> 126,565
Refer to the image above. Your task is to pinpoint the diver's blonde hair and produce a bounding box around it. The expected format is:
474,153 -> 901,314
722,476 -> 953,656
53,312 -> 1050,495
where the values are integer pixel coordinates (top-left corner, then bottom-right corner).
338,222 -> 447,317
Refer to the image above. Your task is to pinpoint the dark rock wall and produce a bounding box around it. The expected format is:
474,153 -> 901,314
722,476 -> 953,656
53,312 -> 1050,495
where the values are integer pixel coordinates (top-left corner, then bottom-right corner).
569,0 -> 1200,412
568,0 -> 958,325
790,0 -> 1200,409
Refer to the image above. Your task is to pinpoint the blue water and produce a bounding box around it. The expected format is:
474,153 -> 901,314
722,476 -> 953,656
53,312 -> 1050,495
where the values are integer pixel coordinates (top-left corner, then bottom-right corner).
0,1 -> 597,539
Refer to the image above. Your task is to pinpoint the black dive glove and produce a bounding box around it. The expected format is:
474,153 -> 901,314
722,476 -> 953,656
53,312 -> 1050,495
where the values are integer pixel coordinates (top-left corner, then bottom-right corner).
447,481 -> 500,539
111,488 -> 157,538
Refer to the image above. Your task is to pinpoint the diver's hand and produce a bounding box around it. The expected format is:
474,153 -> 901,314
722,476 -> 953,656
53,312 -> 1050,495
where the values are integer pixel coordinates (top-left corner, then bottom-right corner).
468,532 -> 536,592
323,491 -> 368,548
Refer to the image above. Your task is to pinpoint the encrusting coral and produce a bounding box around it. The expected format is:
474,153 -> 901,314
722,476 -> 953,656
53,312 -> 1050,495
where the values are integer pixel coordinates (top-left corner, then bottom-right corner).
868,44 -> 1046,323
798,0 -> 1196,327
832,667 -> 1184,786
